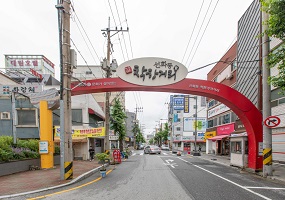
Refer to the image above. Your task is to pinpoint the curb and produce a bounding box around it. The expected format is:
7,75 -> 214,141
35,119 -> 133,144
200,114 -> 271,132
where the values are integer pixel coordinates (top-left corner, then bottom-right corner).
0,164 -> 108,199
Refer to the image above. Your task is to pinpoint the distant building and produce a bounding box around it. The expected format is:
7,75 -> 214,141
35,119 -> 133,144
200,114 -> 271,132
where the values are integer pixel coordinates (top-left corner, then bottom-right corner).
168,94 -> 207,153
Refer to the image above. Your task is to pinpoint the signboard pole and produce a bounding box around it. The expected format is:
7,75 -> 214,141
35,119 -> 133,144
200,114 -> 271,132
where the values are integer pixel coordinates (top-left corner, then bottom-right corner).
11,92 -> 17,144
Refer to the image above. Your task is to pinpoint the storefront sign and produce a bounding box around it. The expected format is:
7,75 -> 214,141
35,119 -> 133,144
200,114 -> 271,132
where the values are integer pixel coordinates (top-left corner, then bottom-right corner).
173,97 -> 184,110
0,85 -> 42,95
217,123 -> 234,135
204,131 -> 216,141
183,117 -> 207,132
54,126 -> 105,138
109,135 -> 119,140
184,96 -> 189,113
116,57 -> 188,86
208,104 -> 230,118
234,119 -> 245,132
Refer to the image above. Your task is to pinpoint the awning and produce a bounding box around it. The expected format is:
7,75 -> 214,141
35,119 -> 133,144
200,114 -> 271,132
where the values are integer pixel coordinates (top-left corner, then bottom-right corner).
54,137 -> 88,143
207,135 -> 229,141
88,108 -> 105,120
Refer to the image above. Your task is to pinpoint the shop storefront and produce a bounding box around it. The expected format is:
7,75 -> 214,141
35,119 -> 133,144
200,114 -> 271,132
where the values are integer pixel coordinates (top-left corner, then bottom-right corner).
207,123 -> 234,155
54,126 -> 105,160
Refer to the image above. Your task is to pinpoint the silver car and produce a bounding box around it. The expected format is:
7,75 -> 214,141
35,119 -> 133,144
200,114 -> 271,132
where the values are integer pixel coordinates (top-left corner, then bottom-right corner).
144,145 -> 161,154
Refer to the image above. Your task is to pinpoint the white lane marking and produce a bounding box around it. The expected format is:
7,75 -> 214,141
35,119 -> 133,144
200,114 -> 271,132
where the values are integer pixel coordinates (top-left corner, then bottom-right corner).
165,159 -> 174,163
163,153 -> 168,155
164,162 -> 178,168
245,187 -> 285,190
140,153 -> 144,155
193,164 -> 272,200
178,158 -> 188,163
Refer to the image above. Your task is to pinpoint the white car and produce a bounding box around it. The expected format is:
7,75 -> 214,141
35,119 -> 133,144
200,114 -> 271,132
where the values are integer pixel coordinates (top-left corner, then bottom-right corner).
161,145 -> 169,151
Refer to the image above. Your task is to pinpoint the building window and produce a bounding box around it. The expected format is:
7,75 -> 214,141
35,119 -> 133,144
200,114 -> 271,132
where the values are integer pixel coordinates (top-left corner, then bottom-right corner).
208,100 -> 217,108
208,120 -> 214,128
178,142 -> 181,147
17,109 -> 37,126
222,113 -> 230,124
231,60 -> 237,71
231,141 -> 242,154
176,127 -> 181,131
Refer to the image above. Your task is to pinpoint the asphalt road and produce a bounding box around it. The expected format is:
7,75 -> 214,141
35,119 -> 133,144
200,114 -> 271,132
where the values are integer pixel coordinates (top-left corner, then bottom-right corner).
11,150 -> 285,200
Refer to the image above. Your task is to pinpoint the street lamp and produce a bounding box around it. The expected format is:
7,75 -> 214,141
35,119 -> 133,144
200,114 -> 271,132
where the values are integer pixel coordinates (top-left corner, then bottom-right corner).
189,96 -> 201,156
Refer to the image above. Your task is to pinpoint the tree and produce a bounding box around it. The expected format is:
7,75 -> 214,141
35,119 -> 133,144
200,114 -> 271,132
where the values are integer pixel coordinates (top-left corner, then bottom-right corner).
161,123 -> 170,143
132,123 -> 140,148
261,0 -> 285,92
110,98 -> 127,152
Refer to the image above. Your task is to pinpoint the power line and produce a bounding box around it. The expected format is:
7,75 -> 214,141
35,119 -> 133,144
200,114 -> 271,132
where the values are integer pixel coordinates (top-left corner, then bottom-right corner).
181,0 -> 205,64
70,4 -> 101,64
122,0 -> 134,58
188,0 -> 220,67
185,0 -> 213,68
70,38 -> 97,79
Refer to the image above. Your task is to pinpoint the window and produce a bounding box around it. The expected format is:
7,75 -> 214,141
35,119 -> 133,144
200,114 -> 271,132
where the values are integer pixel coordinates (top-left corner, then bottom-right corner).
17,109 -> 37,126
176,127 -> 181,131
279,98 -> 285,105
222,113 -> 230,124
178,142 -> 181,147
231,141 -> 242,154
208,120 -> 214,128
1,112 -> 10,120
231,60 -> 237,71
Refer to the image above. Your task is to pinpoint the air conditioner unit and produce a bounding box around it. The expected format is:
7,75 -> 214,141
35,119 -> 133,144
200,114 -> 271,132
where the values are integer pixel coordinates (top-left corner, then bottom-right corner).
226,73 -> 234,80
1,112 -> 10,120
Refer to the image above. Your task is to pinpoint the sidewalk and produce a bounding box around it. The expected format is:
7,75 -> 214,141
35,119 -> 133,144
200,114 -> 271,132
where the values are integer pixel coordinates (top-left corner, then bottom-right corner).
0,160 -> 104,199
192,152 -> 285,184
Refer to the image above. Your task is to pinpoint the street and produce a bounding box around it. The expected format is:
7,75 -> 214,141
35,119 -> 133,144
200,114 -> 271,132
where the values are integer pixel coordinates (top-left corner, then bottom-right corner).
14,150 -> 285,200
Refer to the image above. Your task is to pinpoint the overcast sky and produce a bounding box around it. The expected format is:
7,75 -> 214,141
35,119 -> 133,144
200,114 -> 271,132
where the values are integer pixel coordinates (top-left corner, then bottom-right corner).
0,0 -> 254,135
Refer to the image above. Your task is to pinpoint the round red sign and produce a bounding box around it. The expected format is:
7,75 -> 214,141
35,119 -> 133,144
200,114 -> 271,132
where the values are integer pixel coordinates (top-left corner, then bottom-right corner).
264,116 -> 281,128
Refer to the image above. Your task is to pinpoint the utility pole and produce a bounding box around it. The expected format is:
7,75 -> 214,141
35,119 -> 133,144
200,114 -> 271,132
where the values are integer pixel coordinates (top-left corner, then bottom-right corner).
56,0 -> 73,180
189,96 -> 200,156
101,17 -> 128,152
262,10 -> 272,177
134,105 -> 143,149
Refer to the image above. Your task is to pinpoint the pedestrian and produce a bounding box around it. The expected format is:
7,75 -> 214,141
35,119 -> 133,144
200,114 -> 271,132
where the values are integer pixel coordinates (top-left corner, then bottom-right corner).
89,146 -> 95,161
198,145 -> 202,152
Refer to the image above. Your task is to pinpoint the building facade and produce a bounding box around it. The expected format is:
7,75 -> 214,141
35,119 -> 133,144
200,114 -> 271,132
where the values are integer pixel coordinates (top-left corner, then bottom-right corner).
169,94 -> 207,153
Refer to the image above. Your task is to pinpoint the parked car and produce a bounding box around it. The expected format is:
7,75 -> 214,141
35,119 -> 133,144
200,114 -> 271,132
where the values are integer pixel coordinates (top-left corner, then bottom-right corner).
144,145 -> 161,154
161,145 -> 169,151
137,144 -> 145,150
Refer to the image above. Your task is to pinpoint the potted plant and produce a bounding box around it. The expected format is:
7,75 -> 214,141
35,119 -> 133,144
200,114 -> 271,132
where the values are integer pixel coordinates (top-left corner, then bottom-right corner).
95,153 -> 109,178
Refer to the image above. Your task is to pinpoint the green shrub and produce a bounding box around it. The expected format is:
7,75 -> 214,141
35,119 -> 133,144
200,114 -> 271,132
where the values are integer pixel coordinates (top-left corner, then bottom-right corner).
0,148 -> 13,162
54,145 -> 60,155
0,136 -> 13,149
17,139 -> 39,152
23,150 -> 40,159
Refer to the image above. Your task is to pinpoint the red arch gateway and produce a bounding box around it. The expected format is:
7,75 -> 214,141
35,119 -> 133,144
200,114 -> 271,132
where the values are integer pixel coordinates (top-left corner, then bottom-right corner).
72,77 -> 262,170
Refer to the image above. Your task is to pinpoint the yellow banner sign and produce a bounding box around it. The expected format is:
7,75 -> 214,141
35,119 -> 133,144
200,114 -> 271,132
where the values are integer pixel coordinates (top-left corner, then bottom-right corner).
54,126 -> 105,138
204,131 -> 216,141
